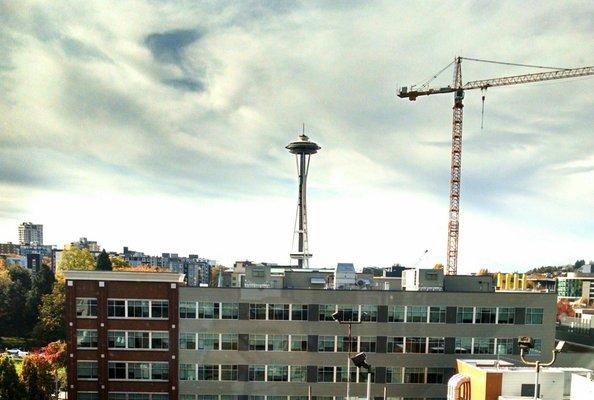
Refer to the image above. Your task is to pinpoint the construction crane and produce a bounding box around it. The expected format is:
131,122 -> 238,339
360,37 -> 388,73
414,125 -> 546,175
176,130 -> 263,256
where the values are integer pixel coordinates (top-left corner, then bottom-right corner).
397,57 -> 594,276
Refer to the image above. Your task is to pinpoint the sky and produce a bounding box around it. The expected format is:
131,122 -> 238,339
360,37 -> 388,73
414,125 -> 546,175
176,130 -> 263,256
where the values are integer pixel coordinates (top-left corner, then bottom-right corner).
0,1 -> 593,272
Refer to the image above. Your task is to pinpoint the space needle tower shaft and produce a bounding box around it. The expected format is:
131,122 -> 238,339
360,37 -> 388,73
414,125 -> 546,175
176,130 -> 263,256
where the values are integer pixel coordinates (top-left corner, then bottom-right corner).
286,129 -> 320,268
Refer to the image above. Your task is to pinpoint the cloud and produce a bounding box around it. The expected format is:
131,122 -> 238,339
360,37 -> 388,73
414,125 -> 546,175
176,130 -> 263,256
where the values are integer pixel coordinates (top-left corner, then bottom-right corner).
0,1 -> 592,269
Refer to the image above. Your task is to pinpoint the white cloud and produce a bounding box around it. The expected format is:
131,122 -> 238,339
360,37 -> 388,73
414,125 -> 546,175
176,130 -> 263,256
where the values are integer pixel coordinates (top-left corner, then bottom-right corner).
0,1 -> 592,270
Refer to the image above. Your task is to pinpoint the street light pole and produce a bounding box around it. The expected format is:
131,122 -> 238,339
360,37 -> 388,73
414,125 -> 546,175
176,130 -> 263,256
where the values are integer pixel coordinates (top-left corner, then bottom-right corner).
519,342 -> 564,399
332,311 -> 363,400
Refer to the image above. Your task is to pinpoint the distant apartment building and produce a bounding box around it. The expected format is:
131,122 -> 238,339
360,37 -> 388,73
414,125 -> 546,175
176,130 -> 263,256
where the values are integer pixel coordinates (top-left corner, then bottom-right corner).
0,241 -> 20,255
69,237 -> 102,252
18,221 -> 43,245
558,272 -> 594,300
64,268 -> 556,400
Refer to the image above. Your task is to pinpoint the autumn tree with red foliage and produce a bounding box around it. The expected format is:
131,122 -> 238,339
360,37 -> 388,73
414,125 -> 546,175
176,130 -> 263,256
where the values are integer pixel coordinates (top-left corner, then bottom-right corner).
556,300 -> 576,321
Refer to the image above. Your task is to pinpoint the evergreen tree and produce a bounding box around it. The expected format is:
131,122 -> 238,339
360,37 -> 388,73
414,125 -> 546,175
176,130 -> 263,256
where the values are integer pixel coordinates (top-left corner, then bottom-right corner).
0,355 -> 26,400
34,279 -> 66,342
96,249 -> 113,271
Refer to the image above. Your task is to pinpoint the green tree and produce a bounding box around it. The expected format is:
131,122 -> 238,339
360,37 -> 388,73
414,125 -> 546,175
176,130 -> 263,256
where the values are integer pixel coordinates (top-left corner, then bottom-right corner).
574,259 -> 586,269
0,355 -> 26,400
25,265 -> 56,334
57,248 -> 95,271
21,354 -> 53,400
34,279 -> 66,342
96,249 -> 112,271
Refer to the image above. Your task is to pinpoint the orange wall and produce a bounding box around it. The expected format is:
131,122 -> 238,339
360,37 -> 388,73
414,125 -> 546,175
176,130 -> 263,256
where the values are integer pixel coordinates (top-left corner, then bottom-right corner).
456,361 -> 503,400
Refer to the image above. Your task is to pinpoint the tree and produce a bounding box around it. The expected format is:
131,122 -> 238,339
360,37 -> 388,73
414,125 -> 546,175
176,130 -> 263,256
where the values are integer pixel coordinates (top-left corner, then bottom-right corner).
574,259 -> 586,269
57,248 -> 95,271
96,249 -> 112,271
0,354 -> 26,400
25,265 -> 56,334
21,354 -> 53,400
110,255 -> 129,269
34,279 -> 66,342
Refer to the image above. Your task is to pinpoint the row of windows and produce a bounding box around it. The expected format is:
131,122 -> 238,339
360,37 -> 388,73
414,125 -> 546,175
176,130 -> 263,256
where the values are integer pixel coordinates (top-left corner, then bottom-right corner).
77,298 -> 543,325
76,361 -> 169,381
78,394 -> 168,400
178,333 -> 540,354
316,366 -> 454,384
75,298 -> 169,319
180,397 -> 445,400
77,330 -> 169,350
455,337 -> 541,355
180,302 -> 239,319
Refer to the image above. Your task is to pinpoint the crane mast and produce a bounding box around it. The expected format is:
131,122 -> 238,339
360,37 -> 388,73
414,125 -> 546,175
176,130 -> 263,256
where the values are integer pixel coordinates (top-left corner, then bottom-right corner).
397,57 -> 594,275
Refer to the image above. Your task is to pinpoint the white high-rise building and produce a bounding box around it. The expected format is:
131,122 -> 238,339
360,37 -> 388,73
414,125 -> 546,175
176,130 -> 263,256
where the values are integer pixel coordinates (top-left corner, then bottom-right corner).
18,222 -> 43,245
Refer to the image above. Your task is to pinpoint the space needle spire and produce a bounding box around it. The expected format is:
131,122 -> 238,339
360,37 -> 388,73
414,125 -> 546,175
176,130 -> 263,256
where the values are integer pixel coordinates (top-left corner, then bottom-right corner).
286,126 -> 320,268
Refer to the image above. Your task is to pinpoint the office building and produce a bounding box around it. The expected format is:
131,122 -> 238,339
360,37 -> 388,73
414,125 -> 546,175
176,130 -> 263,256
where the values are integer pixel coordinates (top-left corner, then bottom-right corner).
64,268 -> 557,400
18,221 -> 43,245
0,241 -> 20,255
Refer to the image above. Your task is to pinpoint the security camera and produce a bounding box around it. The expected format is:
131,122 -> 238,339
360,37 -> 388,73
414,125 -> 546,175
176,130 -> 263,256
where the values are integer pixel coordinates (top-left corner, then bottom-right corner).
518,336 -> 534,350
332,310 -> 344,322
350,352 -> 371,370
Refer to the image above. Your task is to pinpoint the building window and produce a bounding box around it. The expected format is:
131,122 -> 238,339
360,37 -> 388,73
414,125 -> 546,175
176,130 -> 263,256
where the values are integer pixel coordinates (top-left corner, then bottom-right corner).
496,338 -> 514,355
77,330 -> 98,348
386,367 -> 402,384
360,305 -> 378,321
388,305 -> 405,322
151,363 -> 169,380
151,300 -> 169,319
290,335 -> 308,351
336,366 -> 356,383
249,334 -> 266,351
77,361 -> 98,380
497,307 -> 515,324
197,365 -> 218,380
473,338 -> 495,354
128,332 -> 150,349
198,302 -> 219,319
319,304 -> 336,321
455,337 -> 472,353
456,307 -> 474,323
428,337 -> 445,353
359,336 -> 376,352
336,336 -> 357,352
317,367 -> 334,383
337,305 -> 359,322
267,365 -> 288,381
526,308 -> 543,324
405,337 -> 426,353
221,365 -> 238,381
78,393 -> 99,400
403,367 -> 425,384
429,306 -> 446,323
267,335 -> 288,351
268,304 -> 290,320
528,338 -> 542,355
290,366 -> 307,382
180,333 -> 197,350
249,304 -> 267,320
248,365 -> 266,381
475,307 -> 497,324
180,363 -> 196,381
76,298 -> 97,318
127,363 -> 150,380
221,303 -> 239,319
128,300 -> 150,318
108,331 -> 126,349
406,306 -> 427,323
180,302 -> 197,319
221,334 -> 238,350
318,336 -> 335,352
427,367 -> 449,384
108,300 -> 126,317
291,304 -> 308,320
198,333 -> 220,350
151,332 -> 169,349
387,337 -> 404,353
108,362 -> 126,379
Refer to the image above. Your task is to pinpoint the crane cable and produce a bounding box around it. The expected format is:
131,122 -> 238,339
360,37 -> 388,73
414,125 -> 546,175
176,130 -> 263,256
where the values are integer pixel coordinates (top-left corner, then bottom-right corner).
461,57 -> 569,71
412,59 -> 455,90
